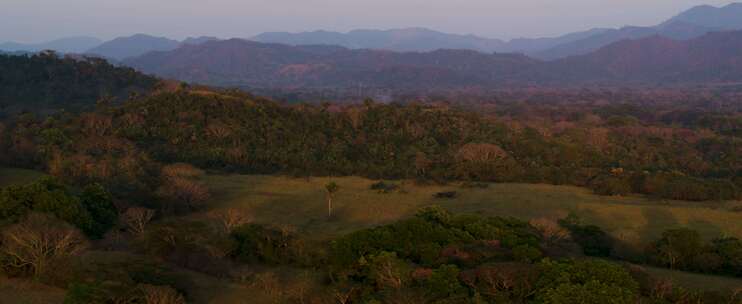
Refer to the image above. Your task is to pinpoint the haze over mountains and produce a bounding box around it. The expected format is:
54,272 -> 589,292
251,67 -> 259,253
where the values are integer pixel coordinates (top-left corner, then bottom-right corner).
0,36 -> 102,53
251,3 -> 742,59
123,29 -> 742,89
3,2 -> 742,91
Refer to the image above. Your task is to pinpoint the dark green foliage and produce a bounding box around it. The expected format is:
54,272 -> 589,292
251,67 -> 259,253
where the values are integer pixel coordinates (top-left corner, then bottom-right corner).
648,228 -> 703,269
425,265 -> 467,300
231,224 -> 316,266
558,214 -> 613,257
136,220 -> 236,275
330,206 -> 540,270
535,259 -> 639,304
64,255 -> 193,303
711,237 -> 742,276
79,184 -> 118,238
0,52 -> 157,115
434,191 -> 458,199
370,181 -> 400,193
0,177 -> 116,238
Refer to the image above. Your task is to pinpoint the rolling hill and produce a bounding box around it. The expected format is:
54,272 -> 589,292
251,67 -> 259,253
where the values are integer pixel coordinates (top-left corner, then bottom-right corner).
527,30 -> 742,85
123,38 -> 538,89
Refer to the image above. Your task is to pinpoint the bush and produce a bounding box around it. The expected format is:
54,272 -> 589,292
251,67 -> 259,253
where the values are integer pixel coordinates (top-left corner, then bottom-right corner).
370,181 -> 400,193
558,214 -> 613,257
0,177 -> 116,238
426,265 -> 466,300
536,259 -> 639,304
434,191 -> 457,199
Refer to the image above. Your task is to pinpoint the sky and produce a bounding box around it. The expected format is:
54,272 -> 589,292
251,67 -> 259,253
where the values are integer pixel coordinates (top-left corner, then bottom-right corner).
1,0 -> 738,43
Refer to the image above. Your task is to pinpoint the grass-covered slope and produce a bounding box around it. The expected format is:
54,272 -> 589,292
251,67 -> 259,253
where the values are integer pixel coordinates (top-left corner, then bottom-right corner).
201,174 -> 742,247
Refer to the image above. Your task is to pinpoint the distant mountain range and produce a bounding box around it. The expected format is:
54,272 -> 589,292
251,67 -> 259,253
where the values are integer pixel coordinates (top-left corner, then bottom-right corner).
122,29 -> 742,89
0,35 -> 221,60
124,39 -> 537,89
0,36 -> 102,53
524,30 -> 742,85
251,3 -> 742,60
250,27 -> 610,55
3,2 -> 741,62
664,3 -> 742,29
4,2 -> 742,90
85,34 -> 181,60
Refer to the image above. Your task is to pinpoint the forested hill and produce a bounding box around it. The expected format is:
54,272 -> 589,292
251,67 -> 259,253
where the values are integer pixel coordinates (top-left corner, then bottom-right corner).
3,88 -> 739,202
0,52 -> 158,115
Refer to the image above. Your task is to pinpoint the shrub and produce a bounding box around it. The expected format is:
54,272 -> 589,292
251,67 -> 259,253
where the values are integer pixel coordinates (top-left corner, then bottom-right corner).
426,265 -> 466,300
0,177 -> 116,238
434,191 -> 457,199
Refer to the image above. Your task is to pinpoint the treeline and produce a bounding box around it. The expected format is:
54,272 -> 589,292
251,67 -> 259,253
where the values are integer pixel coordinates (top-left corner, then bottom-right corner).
1,89 -> 739,201
0,52 -> 158,115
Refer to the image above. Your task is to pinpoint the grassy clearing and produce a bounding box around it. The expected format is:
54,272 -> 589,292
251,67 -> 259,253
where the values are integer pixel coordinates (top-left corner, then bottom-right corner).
0,168 -> 44,187
202,174 -> 742,247
642,266 -> 742,292
0,275 -> 66,304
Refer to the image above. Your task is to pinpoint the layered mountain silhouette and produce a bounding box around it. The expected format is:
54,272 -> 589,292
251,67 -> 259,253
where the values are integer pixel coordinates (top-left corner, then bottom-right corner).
251,27 -> 608,55
250,3 -> 742,60
124,39 -> 537,89
86,34 -> 182,60
664,3 -> 742,29
84,34 -> 221,60
0,36 -> 102,53
123,29 -> 742,89
524,30 -> 742,85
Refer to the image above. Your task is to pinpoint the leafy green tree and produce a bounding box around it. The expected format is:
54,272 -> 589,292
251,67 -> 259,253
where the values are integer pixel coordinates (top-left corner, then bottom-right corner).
649,228 -> 703,269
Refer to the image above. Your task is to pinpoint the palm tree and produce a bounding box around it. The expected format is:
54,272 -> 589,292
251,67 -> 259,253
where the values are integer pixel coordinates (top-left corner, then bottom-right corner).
325,181 -> 339,218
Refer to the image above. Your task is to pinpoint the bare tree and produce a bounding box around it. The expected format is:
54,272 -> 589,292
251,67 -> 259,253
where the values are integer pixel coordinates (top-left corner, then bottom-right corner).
157,177 -> 210,210
455,143 -> 508,164
1,213 -> 88,277
139,284 -> 186,304
161,163 -> 204,180
122,207 -> 156,235
333,287 -> 356,304
209,208 -> 252,233
529,218 -> 570,245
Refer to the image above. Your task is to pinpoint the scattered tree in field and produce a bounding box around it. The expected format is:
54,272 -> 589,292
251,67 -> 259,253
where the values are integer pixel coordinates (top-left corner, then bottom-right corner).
325,182 -> 339,218
160,163 -> 205,180
157,163 -> 210,211
139,284 -> 186,304
1,213 -> 88,277
121,207 -> 156,235
530,218 -> 570,245
649,228 -> 703,269
209,208 -> 252,233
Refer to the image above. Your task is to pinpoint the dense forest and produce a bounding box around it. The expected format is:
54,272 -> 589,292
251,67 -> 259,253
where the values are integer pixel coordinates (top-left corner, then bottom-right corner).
0,52 -> 158,116
2,86 -> 739,202
1,53 -> 742,303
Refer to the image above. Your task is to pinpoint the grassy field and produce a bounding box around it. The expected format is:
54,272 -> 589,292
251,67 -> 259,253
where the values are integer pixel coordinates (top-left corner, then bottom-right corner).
202,174 -> 742,247
643,266 -> 742,293
0,276 -> 65,304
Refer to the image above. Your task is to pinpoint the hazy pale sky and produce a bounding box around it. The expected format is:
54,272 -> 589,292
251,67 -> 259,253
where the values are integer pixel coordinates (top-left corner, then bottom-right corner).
1,0 -> 738,43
